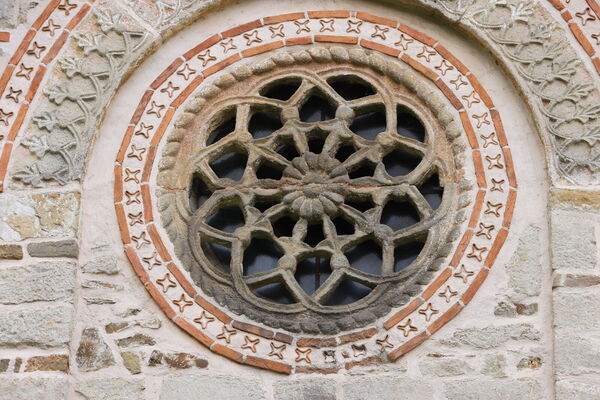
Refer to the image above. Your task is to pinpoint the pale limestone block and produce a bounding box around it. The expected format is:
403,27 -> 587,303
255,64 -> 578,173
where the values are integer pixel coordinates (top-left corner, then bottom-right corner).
0,261 -> 75,304
0,306 -> 72,347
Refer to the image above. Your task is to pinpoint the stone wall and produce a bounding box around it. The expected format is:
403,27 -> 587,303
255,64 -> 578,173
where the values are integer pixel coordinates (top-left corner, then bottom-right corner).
0,0 -> 598,399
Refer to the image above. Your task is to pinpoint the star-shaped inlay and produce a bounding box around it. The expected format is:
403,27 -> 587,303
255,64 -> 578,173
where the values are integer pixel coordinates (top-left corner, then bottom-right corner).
371,25 -> 389,40
243,30 -> 262,46
127,145 -> 147,161
352,344 -> 367,357
268,342 -> 286,359
593,33 -> 600,45
490,178 -> 505,192
323,350 -> 336,363
173,293 -> 193,313
439,285 -> 458,302
16,64 -> 33,80
576,7 -> 596,25
124,168 -> 140,183
462,91 -> 481,108
217,325 -> 237,343
417,46 -> 437,62
220,38 -> 237,53
484,201 -> 503,217
395,33 -> 414,51
197,49 -> 217,66
131,232 -> 151,249
157,273 -> 177,293
27,41 -> 46,59
241,336 -> 260,353
125,190 -> 141,205
194,311 -> 215,329
473,112 -> 491,128
485,154 -> 504,169
269,24 -> 285,38
160,81 -> 179,98
319,19 -> 335,32
418,303 -> 439,322
294,20 -> 311,34
476,222 -> 495,239
42,19 -> 61,36
346,19 -> 362,33
58,0 -> 77,15
397,318 -> 418,337
481,132 -> 499,148
453,264 -> 475,283
376,335 -> 394,352
128,212 -> 143,226
135,122 -> 153,138
435,60 -> 454,76
467,243 -> 488,262
147,101 -> 166,118
142,252 -> 162,269
177,63 -> 196,80
6,86 -> 22,103
450,75 -> 467,90
295,347 -> 312,363
0,109 -> 13,126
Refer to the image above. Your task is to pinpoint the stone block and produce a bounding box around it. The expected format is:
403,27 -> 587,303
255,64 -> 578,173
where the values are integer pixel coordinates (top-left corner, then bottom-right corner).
116,333 -> 156,348
121,352 -> 141,375
441,324 -> 540,349
554,289 -> 600,330
555,334 -> 600,376
273,379 -> 337,400
480,353 -> 507,377
556,377 -> 600,400
341,376 -> 434,400
76,378 -> 144,400
82,255 -> 119,275
0,377 -> 68,399
551,210 -> 597,271
419,356 -> 474,377
0,244 -> 23,260
148,350 -> 208,369
505,225 -> 541,296
27,239 -> 79,258
24,354 -> 69,372
76,328 -> 115,372
160,375 -> 266,400
0,261 -> 75,304
444,379 -> 541,400
0,306 -> 72,347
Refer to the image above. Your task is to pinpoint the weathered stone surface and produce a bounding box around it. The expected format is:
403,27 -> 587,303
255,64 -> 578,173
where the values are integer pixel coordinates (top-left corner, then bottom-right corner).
505,225 -> 542,296
554,289 -> 600,330
419,357 -> 474,377
0,192 -> 79,241
76,328 -> 115,372
555,334 -> 600,376
445,379 -> 541,400
24,354 -> 69,372
0,306 -> 72,347
551,210 -> 597,271
148,350 -> 208,369
76,378 -> 144,400
13,357 -> 21,372
273,378 -> 336,400
121,352 -> 141,375
0,359 -> 8,372
0,261 -> 75,304
27,239 -> 79,258
554,273 -> 600,288
82,280 -> 124,290
160,375 -> 266,400
105,322 -> 130,334
517,356 -> 543,370
116,333 -> 156,348
494,300 -> 538,317
84,297 -> 117,305
0,244 -> 22,259
441,324 -> 541,349
556,377 -> 600,400
342,376 -> 434,400
82,256 -> 119,275
481,354 -> 507,377
0,377 -> 68,399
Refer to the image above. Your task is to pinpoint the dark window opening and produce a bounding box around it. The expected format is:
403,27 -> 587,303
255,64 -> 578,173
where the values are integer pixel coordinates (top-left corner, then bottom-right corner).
201,242 -> 231,273
346,198 -> 374,212
327,76 -> 376,100
272,216 -> 296,238
349,161 -> 376,179
243,238 -> 283,276
350,106 -> 387,141
276,143 -> 300,161
397,106 -> 425,142
249,111 -> 283,139
295,257 -> 332,296
253,282 -> 296,304
335,145 -> 356,162
210,151 -> 248,181
207,114 -> 236,146
189,175 -> 210,212
308,138 -> 326,154
383,149 -> 421,177
256,161 -> 284,180
420,173 -> 444,210
324,280 -> 372,305
381,200 -> 420,231
207,206 -> 245,233
345,239 -> 382,275
300,95 -> 336,122
393,241 -> 425,272
261,79 -> 302,101
332,216 -> 355,236
254,199 -> 278,213
304,224 -> 326,247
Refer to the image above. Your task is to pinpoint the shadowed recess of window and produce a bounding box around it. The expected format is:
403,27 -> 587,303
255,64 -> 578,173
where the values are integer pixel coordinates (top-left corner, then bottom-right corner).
256,161 -> 284,180
304,224 -> 325,247
383,148 -> 421,177
254,198 -> 278,213
260,78 -> 302,101
308,137 -> 326,154
324,280 -> 372,305
201,242 -> 231,273
253,282 -> 296,304
300,95 -> 336,122
420,173 -> 444,210
272,216 -> 296,238
295,257 -> 332,296
350,105 -> 387,141
207,114 -> 236,146
394,240 -> 425,272
189,175 -> 210,212
210,151 -> 248,181
276,142 -> 300,161
249,111 -> 283,139
243,237 -> 283,276
335,144 -> 356,162
346,197 -> 374,212
349,161 -> 376,179
207,206 -> 245,233
332,216 -> 354,236
397,106 -> 426,142
345,239 -> 382,275
327,76 -> 376,100
381,199 -> 420,231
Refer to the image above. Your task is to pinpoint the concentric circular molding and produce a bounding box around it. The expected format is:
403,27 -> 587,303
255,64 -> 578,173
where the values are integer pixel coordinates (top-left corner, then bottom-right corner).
113,11 -> 517,374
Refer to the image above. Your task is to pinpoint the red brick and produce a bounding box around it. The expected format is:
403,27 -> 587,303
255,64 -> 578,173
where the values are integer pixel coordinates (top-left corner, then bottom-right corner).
315,35 -> 358,44
285,36 -> 313,46
116,126 -> 135,164
232,320 -> 274,340
145,282 -> 177,319
0,32 -> 9,42
124,246 -> 149,284
151,58 -> 184,89
593,57 -> 600,75
502,147 -> 517,188
569,22 -> 595,56
175,316 -> 214,348
25,65 -> 46,102
222,20 -> 262,38
65,3 -> 91,31
345,356 -> 383,370
245,356 -> 292,374
242,41 -> 284,58
490,109 -> 508,147
7,103 -> 29,141
141,184 -> 153,224
211,343 -> 243,363
195,296 -> 232,324
460,111 -> 479,149
130,89 -> 153,125
263,12 -> 306,25
171,76 -> 203,108
0,143 -> 13,186
561,10 -> 572,22
398,24 -> 436,46
115,203 -> 131,244
472,150 -> 487,188
467,73 -> 494,108
360,39 -> 400,57
32,0 -> 60,30
422,267 -> 453,300
147,223 -> 172,262
114,164 -> 123,203
449,230 -> 474,267
588,0 -> 600,16
339,327 -> 377,344
384,298 -> 423,329
356,11 -> 397,27
42,31 -> 68,65
503,189 -> 517,229
547,0 -> 565,10
388,331 -> 428,361
9,29 -> 36,65
468,189 -> 486,229
435,79 -> 463,110
434,44 -> 469,75
461,268 -> 489,304
203,53 -> 241,77
400,54 -> 438,81
274,332 -> 293,344
0,65 -> 15,94
142,146 -> 157,185
183,34 -> 221,60
167,262 -> 198,298
308,10 -> 350,18
484,228 -> 509,267
427,302 -> 462,334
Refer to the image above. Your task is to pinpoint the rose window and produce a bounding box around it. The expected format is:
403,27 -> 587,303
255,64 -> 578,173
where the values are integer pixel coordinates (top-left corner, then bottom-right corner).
159,59 -> 460,334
